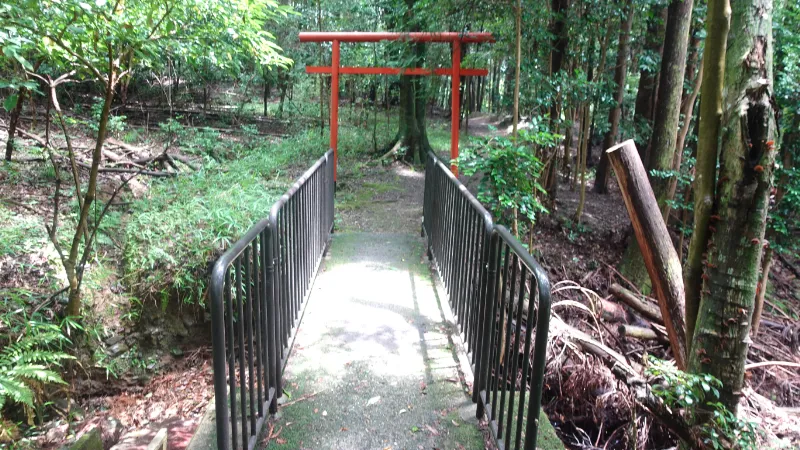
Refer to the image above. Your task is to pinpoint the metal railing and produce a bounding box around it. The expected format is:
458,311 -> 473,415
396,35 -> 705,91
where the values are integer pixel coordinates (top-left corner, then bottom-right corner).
210,149 -> 334,450
422,151 -> 552,450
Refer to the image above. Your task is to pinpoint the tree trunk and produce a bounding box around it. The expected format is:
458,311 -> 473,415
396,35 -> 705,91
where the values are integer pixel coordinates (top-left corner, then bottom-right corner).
545,0 -> 570,204
65,74 -> 116,317
632,6 -> 668,162
512,0 -> 522,139
574,104 -> 591,222
5,88 -> 28,161
684,0 -> 731,343
393,0 -> 431,163
503,57 -> 515,114
263,73 -> 272,117
648,0 -> 695,215
620,0 -> 695,292
688,0 -> 777,413
607,140 -> 688,369
594,0 -> 634,194
750,245 -> 773,336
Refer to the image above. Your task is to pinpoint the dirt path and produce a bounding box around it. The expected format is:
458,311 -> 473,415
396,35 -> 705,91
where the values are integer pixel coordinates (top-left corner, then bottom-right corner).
334,161 -> 425,234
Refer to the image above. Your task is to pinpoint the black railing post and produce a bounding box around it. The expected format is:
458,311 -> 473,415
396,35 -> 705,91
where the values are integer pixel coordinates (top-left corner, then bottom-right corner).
210,263 -> 230,450
474,229 -> 498,418
210,149 -> 334,450
265,228 -> 279,414
523,262 -> 552,450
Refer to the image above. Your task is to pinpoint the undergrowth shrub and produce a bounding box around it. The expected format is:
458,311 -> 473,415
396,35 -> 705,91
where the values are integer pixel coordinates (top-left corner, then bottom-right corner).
457,126 -> 556,227
123,123 -> 386,306
0,290 -> 73,439
646,357 -> 758,450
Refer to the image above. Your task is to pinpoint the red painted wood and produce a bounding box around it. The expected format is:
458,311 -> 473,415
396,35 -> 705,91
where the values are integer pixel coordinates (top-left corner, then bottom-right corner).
331,40 -> 340,181
299,32 -> 494,43
305,66 -> 488,77
302,31 -> 494,178
450,40 -> 461,176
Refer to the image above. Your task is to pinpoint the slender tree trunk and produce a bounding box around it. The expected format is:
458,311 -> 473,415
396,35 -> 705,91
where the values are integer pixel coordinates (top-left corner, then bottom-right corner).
512,0 -> 522,139
5,88 -> 28,161
632,6 -> 668,162
574,104 -> 591,222
684,0 -> 731,342
503,57 -> 515,114
688,0 -> 777,413
562,107 -> 574,180
750,245 -> 773,336
594,0 -> 634,194
665,56 -> 703,220
545,0 -> 570,204
65,73 -> 115,317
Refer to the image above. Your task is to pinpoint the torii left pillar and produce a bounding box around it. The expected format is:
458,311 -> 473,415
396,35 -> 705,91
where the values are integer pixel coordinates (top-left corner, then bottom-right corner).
300,32 -> 495,180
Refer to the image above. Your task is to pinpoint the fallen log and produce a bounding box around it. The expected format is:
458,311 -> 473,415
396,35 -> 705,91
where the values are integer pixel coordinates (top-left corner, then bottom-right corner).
75,160 -> 175,177
610,283 -> 663,323
598,297 -> 628,323
618,324 -> 668,343
607,140 -> 688,370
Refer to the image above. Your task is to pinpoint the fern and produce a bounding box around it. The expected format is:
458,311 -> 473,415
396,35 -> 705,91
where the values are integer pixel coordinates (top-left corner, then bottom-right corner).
0,320 -> 72,412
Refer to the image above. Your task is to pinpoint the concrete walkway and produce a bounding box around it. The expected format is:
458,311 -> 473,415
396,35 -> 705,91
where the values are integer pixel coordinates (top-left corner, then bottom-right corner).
263,232 -> 486,449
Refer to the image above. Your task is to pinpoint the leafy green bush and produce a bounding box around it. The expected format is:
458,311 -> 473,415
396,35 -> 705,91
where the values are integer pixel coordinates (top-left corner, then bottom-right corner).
646,357 -> 757,450
457,126 -> 557,226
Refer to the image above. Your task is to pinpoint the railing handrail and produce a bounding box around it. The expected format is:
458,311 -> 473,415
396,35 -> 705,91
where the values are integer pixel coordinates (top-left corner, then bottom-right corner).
423,150 -> 552,450
492,225 -> 551,297
210,148 -> 334,450
427,151 -> 494,231
269,149 -> 333,225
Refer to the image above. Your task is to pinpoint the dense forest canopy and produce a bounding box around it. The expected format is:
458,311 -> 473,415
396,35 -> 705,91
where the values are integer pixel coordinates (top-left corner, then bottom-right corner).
1,0 -> 799,448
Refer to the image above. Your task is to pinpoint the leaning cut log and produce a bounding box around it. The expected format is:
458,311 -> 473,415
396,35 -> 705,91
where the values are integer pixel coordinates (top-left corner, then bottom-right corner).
607,140 -> 687,369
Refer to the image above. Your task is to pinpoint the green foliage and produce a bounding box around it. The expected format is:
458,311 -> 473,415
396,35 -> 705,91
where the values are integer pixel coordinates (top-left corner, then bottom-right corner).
457,126 -> 557,225
646,357 -> 758,450
771,2 -> 800,256
0,291 -> 73,418
123,123 -> 375,305
89,97 -> 126,136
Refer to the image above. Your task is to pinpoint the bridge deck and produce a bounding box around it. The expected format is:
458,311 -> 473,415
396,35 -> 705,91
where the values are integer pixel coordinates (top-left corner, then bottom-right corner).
264,232 -> 485,449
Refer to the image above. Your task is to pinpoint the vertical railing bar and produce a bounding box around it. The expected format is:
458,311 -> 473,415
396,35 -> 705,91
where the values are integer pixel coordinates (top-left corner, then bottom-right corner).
464,210 -> 479,353
251,240 -> 264,417
492,246 -> 511,420
455,197 -> 468,333
505,264 -> 526,450
515,268 -> 535,450
498,251 -> 519,440
234,259 -> 249,446
225,269 -> 237,450
467,213 -> 481,360
244,247 -> 256,436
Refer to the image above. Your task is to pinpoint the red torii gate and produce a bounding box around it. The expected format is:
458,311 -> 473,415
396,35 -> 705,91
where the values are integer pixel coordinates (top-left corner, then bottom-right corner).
298,32 -> 495,179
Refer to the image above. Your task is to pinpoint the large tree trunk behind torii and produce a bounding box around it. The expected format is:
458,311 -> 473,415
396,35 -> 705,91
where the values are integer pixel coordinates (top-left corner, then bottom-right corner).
397,52 -> 432,164
395,0 -> 432,164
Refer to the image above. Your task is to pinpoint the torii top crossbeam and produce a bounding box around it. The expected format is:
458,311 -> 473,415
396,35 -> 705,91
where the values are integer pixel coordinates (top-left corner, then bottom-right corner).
299,32 -> 495,179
